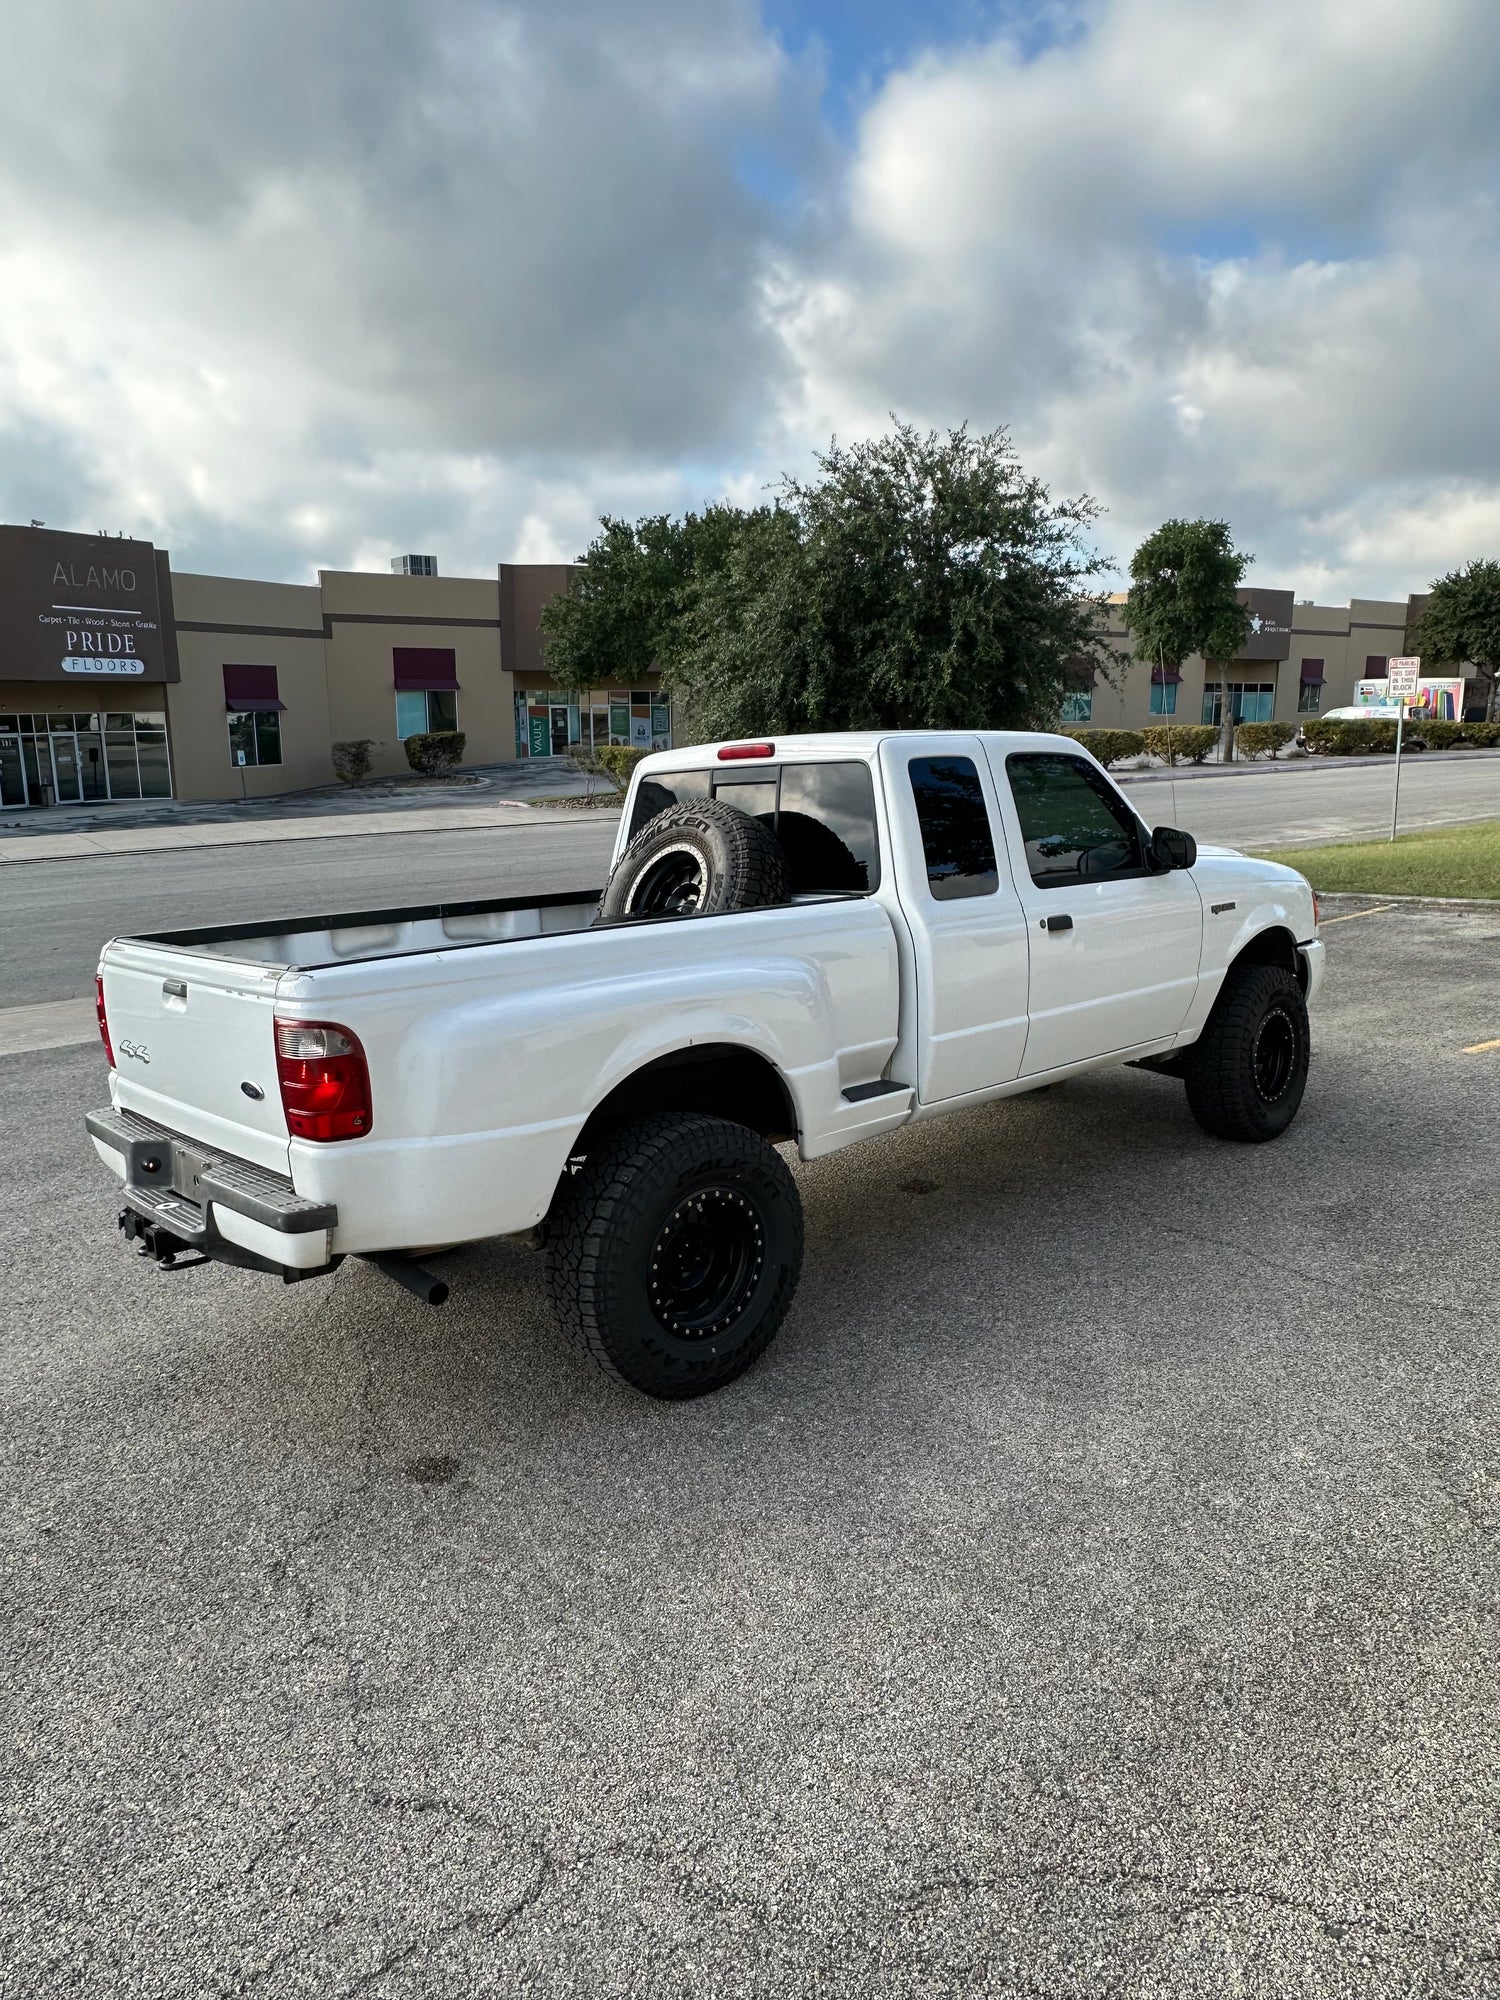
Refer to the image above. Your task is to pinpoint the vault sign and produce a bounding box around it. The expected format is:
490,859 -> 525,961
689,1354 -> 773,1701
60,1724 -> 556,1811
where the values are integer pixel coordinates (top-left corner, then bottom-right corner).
0,525 -> 170,683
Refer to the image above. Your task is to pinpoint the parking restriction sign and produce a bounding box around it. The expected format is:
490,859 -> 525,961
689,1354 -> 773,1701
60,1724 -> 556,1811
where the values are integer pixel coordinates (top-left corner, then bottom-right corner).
1387,657 -> 1420,697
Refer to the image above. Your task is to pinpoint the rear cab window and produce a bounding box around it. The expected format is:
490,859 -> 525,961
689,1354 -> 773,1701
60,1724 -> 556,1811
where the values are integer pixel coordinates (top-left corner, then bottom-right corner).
907,755 -> 999,899
629,760 -> 882,896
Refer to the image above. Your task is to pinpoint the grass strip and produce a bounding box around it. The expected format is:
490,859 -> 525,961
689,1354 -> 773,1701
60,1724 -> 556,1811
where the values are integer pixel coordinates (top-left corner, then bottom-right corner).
1255,819 -> 1500,899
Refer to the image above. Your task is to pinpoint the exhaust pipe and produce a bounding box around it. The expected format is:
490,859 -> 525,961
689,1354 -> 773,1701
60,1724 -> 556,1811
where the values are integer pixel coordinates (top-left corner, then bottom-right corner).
364,1254 -> 450,1307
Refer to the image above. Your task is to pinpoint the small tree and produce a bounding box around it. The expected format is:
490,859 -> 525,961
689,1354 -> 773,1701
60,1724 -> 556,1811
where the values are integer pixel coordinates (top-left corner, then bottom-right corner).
331,739 -> 375,784
1121,519 -> 1252,761
1413,558 -> 1500,721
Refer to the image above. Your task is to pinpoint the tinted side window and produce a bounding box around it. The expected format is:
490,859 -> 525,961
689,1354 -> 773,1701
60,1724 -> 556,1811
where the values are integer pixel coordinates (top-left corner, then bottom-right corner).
629,768 -> 710,839
778,762 -> 881,894
908,756 -> 998,900
1006,753 -> 1144,889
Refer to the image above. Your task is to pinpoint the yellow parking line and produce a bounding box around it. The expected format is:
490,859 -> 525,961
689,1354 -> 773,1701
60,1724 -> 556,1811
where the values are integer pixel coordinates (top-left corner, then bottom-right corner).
1318,904 -> 1397,926
1462,1038 -> 1500,1055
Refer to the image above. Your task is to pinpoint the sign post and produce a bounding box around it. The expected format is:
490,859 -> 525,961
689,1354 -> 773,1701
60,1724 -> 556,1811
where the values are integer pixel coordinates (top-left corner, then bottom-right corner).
1387,657 -> 1420,841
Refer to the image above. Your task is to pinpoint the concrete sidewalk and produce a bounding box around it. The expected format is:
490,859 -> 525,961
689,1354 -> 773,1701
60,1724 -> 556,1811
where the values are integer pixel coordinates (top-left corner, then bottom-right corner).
0,758 -> 623,864
0,797 -> 619,864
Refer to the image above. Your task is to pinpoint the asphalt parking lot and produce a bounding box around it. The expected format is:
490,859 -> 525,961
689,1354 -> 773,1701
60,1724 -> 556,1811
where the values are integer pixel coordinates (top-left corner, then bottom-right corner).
3,897 -> 1498,1997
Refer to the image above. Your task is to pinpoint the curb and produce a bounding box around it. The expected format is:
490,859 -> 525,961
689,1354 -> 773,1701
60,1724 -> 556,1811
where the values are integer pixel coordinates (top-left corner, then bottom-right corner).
1117,747 -> 1500,785
0,804 -> 606,866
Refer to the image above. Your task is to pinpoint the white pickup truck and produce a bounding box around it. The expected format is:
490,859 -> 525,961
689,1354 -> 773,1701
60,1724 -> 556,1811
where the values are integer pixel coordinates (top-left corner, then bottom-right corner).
89,730 -> 1324,1398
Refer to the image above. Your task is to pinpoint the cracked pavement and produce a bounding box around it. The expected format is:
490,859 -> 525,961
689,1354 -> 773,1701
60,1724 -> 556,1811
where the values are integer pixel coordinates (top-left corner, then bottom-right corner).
2,892 -> 1498,1997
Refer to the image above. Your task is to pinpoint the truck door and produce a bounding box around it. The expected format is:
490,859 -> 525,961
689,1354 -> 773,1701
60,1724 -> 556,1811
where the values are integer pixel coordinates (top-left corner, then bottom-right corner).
988,746 -> 1203,1077
880,737 -> 1030,1103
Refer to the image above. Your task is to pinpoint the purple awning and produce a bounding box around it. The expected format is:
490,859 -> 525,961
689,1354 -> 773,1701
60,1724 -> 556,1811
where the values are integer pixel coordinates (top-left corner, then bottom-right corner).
1151,663 -> 1182,684
1299,658 -> 1326,683
394,647 -> 460,691
1061,656 -> 1097,691
223,663 -> 286,712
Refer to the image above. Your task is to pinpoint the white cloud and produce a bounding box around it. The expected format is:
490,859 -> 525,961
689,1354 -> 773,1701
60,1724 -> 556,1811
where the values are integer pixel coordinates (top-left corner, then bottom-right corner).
766,0 -> 1500,597
1,0 -> 1499,598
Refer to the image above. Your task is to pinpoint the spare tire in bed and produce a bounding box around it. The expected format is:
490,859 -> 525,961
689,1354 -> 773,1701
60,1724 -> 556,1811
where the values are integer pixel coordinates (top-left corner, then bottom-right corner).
596,797 -> 788,923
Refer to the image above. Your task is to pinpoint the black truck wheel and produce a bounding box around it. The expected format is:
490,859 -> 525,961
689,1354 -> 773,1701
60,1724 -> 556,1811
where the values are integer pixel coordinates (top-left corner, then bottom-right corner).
546,1113 -> 804,1399
596,798 -> 788,923
1183,960 -> 1310,1142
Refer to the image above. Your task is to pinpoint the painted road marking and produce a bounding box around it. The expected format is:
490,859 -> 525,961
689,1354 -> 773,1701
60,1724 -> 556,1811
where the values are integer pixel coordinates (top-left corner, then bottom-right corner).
1462,1038 -> 1500,1055
1317,904 -> 1398,926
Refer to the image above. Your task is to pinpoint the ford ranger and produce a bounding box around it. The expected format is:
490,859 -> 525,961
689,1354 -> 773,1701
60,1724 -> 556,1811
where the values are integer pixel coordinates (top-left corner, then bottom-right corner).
88,731 -> 1324,1398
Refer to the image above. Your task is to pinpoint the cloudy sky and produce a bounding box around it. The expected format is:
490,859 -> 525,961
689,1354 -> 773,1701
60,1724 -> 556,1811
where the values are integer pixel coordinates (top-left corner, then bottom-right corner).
2,0 -> 1498,599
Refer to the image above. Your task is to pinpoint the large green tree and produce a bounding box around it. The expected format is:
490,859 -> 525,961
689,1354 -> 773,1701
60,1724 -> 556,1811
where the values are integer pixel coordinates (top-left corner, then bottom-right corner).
1121,518 -> 1252,758
543,422 -> 1113,740
1412,558 -> 1500,720
676,423 -> 1113,737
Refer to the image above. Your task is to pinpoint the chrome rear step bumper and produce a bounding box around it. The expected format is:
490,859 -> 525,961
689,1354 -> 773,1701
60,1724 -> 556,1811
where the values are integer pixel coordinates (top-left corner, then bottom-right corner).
86,1105 -> 339,1278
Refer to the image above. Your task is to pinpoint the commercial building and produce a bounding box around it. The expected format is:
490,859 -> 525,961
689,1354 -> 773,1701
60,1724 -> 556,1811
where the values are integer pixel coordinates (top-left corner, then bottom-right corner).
1065,586 -> 1481,731
0,524 -> 670,810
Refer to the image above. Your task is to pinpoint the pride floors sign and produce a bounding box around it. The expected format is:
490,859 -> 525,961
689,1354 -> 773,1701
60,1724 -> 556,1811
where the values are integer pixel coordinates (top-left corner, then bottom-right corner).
0,526 -> 170,684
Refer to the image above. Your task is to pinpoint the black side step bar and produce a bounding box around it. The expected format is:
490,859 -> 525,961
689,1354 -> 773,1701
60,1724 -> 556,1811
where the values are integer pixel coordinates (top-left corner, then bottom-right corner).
841,1079 -> 909,1104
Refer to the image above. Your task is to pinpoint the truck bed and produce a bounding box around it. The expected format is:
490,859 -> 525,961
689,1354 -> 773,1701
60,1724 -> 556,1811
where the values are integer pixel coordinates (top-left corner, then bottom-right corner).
124,885 -> 605,971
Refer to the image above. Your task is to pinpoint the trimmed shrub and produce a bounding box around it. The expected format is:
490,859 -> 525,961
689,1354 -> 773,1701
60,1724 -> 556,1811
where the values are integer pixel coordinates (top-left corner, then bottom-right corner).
1301,718 -> 1399,755
1058,727 -> 1146,768
404,730 -> 466,776
331,738 -> 375,784
1141,723 -> 1218,765
1410,719 -> 1460,749
1461,720 -> 1500,746
574,744 -> 649,793
1235,720 -> 1296,760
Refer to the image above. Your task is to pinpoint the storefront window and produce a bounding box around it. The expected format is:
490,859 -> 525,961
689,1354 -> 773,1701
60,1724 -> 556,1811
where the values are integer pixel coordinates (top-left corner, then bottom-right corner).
1149,682 -> 1178,716
0,709 -> 171,807
1202,683 -> 1275,726
228,711 -> 282,766
396,689 -> 457,738
1060,690 -> 1093,722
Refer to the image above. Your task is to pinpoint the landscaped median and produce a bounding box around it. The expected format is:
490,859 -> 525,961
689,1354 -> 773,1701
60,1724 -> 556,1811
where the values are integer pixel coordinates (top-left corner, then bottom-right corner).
1256,820 -> 1500,899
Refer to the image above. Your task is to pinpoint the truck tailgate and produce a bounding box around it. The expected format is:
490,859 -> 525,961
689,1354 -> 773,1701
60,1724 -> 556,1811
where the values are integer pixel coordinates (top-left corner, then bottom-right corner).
99,940 -> 291,1173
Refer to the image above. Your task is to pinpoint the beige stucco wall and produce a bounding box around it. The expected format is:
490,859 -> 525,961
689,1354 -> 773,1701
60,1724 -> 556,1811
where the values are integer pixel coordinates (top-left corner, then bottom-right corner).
318,570 -> 510,779
1088,596 -> 1413,729
166,574 -> 332,800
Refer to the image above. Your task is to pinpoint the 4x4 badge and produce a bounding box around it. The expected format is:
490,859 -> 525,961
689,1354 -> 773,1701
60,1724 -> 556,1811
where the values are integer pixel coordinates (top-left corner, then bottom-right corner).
119,1040 -> 150,1064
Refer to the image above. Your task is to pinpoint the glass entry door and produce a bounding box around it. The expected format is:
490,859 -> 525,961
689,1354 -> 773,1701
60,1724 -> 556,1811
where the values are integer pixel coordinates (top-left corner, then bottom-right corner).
549,705 -> 570,756
48,728 -> 84,804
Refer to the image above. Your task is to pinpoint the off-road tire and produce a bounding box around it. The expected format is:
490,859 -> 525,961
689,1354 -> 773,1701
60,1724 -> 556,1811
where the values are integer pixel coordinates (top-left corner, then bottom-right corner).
546,1113 -> 804,1399
1183,961 -> 1310,1142
596,798 -> 788,923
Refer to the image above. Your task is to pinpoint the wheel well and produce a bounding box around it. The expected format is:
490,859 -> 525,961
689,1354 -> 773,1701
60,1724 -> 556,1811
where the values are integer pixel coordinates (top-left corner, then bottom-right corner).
575,1044 -> 798,1152
1228,924 -> 1300,984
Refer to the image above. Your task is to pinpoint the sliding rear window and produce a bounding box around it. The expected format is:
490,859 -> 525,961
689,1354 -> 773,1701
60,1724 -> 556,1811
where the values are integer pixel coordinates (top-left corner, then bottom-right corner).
629,761 -> 881,894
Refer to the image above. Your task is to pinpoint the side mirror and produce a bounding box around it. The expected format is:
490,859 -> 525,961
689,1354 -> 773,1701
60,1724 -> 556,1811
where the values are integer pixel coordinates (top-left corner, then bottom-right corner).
1150,825 -> 1197,871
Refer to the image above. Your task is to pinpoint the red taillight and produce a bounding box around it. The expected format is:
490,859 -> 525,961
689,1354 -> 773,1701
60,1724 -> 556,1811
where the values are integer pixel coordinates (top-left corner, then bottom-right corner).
275,1020 -> 372,1142
96,974 -> 114,1067
716,741 -> 775,761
